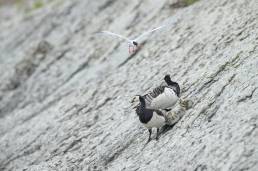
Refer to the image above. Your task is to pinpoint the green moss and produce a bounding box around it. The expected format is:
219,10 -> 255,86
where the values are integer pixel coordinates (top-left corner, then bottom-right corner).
33,0 -> 44,10
14,0 -> 25,12
15,0 -> 23,5
183,0 -> 199,6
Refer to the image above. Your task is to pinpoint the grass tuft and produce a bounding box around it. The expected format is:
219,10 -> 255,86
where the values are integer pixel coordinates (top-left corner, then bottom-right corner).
32,0 -> 44,10
183,0 -> 199,6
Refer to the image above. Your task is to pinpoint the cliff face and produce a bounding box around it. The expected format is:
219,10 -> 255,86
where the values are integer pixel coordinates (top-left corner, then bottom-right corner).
0,0 -> 258,170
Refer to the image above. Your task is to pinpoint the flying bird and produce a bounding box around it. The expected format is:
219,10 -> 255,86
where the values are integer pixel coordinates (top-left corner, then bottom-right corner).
98,25 -> 167,54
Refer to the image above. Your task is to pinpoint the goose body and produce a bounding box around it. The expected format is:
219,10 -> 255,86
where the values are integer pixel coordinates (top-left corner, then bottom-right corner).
145,85 -> 178,110
131,75 -> 180,110
137,107 -> 166,129
136,96 -> 167,142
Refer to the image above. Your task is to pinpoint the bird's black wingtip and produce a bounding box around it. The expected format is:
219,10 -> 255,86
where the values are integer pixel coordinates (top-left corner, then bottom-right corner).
132,41 -> 138,46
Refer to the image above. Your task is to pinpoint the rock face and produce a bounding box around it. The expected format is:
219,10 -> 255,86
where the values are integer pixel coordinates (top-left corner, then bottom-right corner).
0,0 -> 258,170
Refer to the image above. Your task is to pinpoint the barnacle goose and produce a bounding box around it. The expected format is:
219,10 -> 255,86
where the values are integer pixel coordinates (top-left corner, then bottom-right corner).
136,96 -> 167,142
131,74 -> 180,111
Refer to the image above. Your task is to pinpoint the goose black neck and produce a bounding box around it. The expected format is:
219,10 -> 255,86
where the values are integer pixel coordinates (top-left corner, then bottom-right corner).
164,75 -> 180,97
136,96 -> 146,117
137,97 -> 153,124
139,96 -> 146,109
167,80 -> 177,86
164,75 -> 175,85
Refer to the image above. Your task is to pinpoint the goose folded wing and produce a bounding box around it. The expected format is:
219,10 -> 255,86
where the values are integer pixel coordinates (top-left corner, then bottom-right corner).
154,109 -> 169,123
147,85 -> 166,99
154,109 -> 166,117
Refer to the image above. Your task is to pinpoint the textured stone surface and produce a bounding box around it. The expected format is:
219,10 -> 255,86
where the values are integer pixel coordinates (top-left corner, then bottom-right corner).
0,0 -> 258,170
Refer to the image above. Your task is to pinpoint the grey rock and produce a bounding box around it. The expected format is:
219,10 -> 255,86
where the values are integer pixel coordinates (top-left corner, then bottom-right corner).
0,0 -> 258,170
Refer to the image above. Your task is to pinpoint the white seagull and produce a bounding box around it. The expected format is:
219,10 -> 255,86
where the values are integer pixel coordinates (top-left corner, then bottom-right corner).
98,25 -> 167,53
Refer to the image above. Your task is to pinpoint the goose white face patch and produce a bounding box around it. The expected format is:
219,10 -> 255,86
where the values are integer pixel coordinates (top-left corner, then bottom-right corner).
131,96 -> 140,109
150,87 -> 178,109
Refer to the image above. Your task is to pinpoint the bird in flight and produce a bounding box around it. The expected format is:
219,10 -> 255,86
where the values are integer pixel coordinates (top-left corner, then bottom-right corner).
98,25 -> 167,54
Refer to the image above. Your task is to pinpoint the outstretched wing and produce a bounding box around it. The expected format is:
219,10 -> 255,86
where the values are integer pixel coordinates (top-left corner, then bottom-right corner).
98,31 -> 132,43
134,25 -> 167,42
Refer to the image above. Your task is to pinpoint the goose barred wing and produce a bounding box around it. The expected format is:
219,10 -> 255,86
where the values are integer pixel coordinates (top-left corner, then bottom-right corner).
145,85 -> 165,99
149,84 -> 179,110
154,109 -> 166,117
142,85 -> 165,107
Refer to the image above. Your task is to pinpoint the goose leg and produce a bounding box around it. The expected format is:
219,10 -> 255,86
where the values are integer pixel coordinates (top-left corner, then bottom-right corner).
147,129 -> 152,143
156,128 -> 159,140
